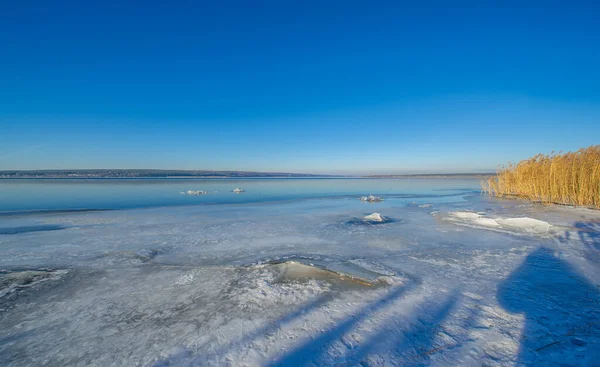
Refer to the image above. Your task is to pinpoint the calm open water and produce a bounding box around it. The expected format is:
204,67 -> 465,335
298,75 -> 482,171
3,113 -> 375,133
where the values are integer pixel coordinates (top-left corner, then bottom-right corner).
0,178 -> 481,212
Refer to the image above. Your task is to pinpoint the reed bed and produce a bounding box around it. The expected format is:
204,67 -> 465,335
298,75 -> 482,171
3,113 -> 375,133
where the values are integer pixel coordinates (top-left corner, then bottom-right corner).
482,145 -> 600,209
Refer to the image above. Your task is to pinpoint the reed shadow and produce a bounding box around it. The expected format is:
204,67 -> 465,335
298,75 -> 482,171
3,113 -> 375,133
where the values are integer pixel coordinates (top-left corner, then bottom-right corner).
497,247 -> 600,366
151,293 -> 333,366
341,290 -> 460,366
0,327 -> 44,365
268,284 -> 413,366
574,220 -> 600,264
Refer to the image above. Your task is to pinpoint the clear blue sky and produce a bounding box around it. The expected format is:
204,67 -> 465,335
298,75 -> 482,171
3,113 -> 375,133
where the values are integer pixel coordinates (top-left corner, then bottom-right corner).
1,1 -> 599,174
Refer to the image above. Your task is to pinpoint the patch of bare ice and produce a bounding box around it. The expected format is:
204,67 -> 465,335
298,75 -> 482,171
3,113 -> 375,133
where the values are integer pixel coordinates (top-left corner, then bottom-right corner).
0,269 -> 69,298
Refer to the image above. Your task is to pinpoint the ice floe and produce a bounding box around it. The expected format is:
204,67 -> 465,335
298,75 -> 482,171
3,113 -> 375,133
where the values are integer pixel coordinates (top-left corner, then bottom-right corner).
180,190 -> 209,196
363,213 -> 385,223
253,257 -> 407,293
269,261 -> 377,287
360,194 -> 383,202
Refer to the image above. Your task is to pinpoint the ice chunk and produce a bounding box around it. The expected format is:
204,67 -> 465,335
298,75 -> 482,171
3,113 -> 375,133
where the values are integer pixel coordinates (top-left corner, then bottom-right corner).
364,213 -> 385,223
346,212 -> 394,225
266,259 -> 398,288
360,195 -> 383,202
268,261 -> 371,287
181,190 -> 209,196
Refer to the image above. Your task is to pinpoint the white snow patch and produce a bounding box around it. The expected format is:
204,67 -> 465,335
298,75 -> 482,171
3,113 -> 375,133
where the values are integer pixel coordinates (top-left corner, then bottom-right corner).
495,217 -> 551,234
363,213 -> 384,223
446,211 -> 551,235
181,190 -> 209,196
360,195 -> 383,202
474,217 -> 501,227
451,211 -> 482,220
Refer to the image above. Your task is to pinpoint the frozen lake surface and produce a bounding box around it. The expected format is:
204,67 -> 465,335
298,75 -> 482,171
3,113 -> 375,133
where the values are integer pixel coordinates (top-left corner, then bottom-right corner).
0,179 -> 599,366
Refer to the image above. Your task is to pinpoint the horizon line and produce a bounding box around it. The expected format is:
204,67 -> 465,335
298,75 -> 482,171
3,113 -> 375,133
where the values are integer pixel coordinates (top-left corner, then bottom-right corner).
0,168 -> 496,177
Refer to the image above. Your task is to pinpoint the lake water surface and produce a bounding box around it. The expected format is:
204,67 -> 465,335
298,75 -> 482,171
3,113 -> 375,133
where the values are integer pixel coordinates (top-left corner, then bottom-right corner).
0,178 -> 480,212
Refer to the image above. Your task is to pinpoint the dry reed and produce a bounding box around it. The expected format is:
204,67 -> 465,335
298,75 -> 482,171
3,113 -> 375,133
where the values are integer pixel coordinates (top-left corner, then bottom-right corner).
482,145 -> 600,209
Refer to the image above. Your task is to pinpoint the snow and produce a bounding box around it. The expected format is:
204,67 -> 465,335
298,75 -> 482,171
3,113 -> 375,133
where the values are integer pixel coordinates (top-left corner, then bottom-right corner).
445,211 -> 551,235
363,212 -> 385,223
451,211 -> 482,220
360,195 -> 383,202
0,193 -> 599,366
496,217 -> 551,234
181,190 -> 209,195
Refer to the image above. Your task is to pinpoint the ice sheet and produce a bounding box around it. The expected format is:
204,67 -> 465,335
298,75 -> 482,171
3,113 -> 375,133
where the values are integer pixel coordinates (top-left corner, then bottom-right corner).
1,194 -> 599,366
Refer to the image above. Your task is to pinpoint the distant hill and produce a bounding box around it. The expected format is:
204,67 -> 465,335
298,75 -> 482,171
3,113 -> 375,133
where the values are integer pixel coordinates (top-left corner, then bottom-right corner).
0,169 -> 334,179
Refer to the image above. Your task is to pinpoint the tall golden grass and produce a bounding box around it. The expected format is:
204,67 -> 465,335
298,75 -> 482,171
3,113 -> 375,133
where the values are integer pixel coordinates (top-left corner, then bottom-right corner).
482,145 -> 600,209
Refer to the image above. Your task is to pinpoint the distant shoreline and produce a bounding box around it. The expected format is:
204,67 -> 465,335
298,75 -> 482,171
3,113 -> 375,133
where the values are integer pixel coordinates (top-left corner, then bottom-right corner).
0,169 -> 494,179
0,176 -> 342,180
0,169 -> 331,179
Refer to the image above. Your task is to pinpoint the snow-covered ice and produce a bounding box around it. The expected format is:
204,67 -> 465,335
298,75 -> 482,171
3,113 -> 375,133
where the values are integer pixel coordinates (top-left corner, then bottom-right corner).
360,194 -> 383,202
1,189 -> 599,366
181,190 -> 209,196
363,212 -> 385,223
445,211 -> 552,235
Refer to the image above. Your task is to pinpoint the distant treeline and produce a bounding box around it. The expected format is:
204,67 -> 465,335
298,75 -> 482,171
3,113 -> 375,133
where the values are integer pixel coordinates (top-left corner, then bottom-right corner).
0,169 -> 330,179
482,145 -> 600,209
